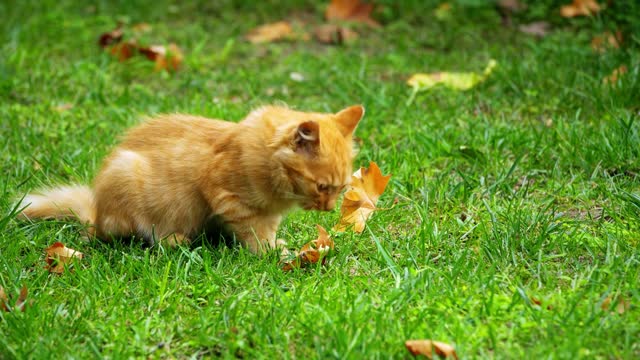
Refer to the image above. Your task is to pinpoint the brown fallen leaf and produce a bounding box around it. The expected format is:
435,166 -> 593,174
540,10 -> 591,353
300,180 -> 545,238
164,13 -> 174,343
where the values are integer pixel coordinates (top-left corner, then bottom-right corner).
530,296 -> 542,306
0,285 -> 28,312
98,25 -> 124,48
15,286 -> 28,312
314,24 -> 359,44
519,22 -> 550,37
560,0 -> 601,18
335,161 -> 391,233
591,31 -> 622,53
282,225 -> 334,271
405,340 -> 459,359
326,0 -> 380,27
0,286 -> 8,312
602,295 -> 631,314
109,40 -> 137,62
139,43 -> 184,71
245,21 -> 293,44
45,242 -> 83,274
603,65 -> 628,85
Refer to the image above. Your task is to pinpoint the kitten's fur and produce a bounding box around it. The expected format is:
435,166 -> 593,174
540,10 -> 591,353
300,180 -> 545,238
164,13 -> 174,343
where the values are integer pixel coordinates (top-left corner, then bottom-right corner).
18,105 -> 364,253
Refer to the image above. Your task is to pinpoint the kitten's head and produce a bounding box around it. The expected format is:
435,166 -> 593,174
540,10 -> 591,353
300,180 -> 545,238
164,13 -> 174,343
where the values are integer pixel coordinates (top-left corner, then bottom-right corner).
271,105 -> 364,211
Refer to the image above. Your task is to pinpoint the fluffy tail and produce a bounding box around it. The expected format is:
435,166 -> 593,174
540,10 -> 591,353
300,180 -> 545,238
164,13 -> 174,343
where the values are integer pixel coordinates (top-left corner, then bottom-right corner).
17,185 -> 96,225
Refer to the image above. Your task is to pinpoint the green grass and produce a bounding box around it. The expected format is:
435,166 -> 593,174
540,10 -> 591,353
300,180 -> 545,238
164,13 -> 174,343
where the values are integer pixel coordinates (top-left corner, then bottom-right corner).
1,0 -> 639,358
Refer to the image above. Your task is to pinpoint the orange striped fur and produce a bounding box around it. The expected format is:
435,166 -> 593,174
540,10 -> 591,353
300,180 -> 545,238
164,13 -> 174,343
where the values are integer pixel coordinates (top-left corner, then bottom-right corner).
18,105 -> 364,253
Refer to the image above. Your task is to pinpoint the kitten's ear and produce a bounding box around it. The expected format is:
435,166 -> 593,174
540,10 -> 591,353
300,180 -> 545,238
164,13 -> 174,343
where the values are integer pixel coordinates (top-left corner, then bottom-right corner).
293,121 -> 320,155
335,105 -> 364,136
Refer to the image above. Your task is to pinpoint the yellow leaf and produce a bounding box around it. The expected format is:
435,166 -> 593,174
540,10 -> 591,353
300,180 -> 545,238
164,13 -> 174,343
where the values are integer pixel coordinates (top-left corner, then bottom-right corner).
282,225 -> 334,271
245,21 -> 293,44
405,340 -> 459,359
335,161 -> 391,233
45,242 -> 84,274
407,59 -> 497,93
560,0 -> 601,18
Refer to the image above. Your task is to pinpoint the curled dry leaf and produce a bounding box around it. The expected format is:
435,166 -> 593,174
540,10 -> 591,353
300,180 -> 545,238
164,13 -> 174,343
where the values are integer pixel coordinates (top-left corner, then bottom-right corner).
45,242 -> 83,274
139,43 -> 184,71
407,59 -> 497,93
591,31 -> 622,53
98,25 -> 124,48
98,25 -> 184,71
282,225 -> 334,271
326,0 -> 380,27
109,40 -> 137,62
560,0 -> 601,18
405,340 -> 459,359
314,24 -> 359,44
603,65 -> 627,85
245,21 -> 293,44
335,162 -> 391,233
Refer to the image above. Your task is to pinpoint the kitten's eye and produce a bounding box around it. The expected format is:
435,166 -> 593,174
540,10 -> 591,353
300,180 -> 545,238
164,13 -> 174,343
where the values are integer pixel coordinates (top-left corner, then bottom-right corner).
317,183 -> 329,193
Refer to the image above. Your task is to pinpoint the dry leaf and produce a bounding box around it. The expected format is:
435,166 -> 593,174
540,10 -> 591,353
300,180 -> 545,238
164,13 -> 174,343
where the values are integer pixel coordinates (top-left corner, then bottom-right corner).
0,285 -> 28,312
531,296 -> 542,306
282,225 -> 334,271
245,21 -> 293,44
602,295 -> 631,314
139,43 -> 184,71
314,24 -> 359,44
405,340 -> 459,359
98,25 -> 124,48
326,0 -> 380,27
335,162 -> 391,233
109,40 -> 137,62
408,59 -> 497,93
603,65 -> 627,85
15,286 -> 28,312
560,0 -> 601,18
519,22 -> 550,37
591,31 -> 622,52
45,242 -> 83,274
0,286 -> 7,312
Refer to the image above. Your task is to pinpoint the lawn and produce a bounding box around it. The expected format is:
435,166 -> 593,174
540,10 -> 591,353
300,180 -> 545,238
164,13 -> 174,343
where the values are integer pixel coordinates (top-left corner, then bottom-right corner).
1,0 -> 639,358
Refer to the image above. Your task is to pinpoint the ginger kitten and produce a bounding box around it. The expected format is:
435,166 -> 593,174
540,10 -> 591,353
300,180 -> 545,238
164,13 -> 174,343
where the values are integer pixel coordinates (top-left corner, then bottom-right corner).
18,105 -> 364,253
